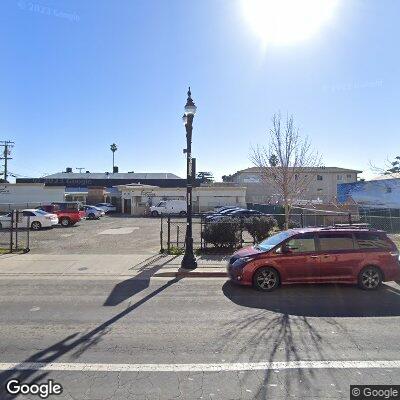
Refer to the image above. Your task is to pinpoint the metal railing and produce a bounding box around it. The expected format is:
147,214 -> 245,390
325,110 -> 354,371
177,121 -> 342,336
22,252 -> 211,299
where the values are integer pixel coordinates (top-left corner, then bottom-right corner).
160,212 -> 360,252
0,210 -> 30,253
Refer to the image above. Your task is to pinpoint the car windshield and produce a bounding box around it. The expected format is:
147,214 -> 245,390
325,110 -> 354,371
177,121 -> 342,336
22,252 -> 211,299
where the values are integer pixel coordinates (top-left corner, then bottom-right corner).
256,231 -> 293,251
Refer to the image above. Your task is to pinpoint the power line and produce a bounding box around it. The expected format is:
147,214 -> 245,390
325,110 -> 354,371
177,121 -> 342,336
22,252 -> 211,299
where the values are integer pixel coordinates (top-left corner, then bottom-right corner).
0,141 -> 15,182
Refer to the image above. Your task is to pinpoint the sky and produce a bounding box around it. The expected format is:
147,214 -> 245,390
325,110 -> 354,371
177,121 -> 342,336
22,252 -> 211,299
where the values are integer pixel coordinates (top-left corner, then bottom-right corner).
1,0 -> 399,181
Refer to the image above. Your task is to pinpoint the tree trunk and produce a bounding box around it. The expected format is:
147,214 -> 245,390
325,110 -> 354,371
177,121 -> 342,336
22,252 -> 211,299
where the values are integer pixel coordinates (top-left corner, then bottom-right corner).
284,202 -> 290,230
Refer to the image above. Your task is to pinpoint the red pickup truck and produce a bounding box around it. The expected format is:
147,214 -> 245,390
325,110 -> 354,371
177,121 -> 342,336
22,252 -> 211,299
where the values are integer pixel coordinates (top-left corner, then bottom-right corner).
37,202 -> 82,227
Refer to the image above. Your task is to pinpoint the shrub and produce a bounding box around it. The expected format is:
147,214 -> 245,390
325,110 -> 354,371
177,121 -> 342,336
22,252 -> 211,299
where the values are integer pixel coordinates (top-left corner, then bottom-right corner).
244,216 -> 278,243
202,218 -> 241,248
167,246 -> 184,255
288,220 -> 301,229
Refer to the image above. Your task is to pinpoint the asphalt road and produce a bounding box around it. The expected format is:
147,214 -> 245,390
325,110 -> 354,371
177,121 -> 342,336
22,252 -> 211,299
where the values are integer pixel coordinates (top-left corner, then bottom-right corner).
1,275 -> 400,399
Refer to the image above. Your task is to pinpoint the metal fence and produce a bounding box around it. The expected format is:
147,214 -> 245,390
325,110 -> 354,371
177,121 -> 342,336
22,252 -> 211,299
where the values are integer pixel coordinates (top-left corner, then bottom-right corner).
0,211 -> 30,253
160,212 -> 358,252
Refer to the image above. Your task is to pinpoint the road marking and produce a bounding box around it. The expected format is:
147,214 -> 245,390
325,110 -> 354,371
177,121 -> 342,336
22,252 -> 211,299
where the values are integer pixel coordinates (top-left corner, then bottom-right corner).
1,360 -> 400,372
98,227 -> 139,235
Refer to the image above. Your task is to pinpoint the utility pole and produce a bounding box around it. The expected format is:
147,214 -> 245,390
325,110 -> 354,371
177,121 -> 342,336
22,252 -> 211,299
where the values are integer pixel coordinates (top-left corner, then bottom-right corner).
0,141 -> 15,182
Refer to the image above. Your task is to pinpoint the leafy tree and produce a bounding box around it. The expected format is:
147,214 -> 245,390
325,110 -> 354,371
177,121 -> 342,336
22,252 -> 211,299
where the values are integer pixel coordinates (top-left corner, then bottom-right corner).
222,174 -> 233,182
269,154 -> 279,167
384,156 -> 400,175
197,171 -> 214,183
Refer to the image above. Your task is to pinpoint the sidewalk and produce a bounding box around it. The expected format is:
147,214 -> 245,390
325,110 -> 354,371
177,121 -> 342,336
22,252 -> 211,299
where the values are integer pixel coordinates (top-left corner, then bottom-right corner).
0,253 -> 228,279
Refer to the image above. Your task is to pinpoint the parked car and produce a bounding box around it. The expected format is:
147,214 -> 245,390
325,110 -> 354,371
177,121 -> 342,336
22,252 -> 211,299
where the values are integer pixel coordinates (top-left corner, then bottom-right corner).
150,200 -> 187,217
211,209 -> 264,221
227,227 -> 400,291
82,205 -> 102,220
34,209 -> 59,226
94,203 -> 117,213
205,207 -> 242,221
213,206 -> 240,213
93,206 -> 106,216
36,204 -> 81,227
0,209 -> 58,230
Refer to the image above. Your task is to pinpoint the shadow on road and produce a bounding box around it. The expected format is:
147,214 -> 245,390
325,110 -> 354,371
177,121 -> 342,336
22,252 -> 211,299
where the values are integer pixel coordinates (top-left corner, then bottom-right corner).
222,281 -> 400,317
0,276 -> 182,399
103,254 -> 179,306
220,282 -> 400,398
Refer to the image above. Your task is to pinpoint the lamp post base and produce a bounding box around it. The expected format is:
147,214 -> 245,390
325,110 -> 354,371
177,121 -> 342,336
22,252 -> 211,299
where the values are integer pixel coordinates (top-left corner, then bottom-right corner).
181,252 -> 197,270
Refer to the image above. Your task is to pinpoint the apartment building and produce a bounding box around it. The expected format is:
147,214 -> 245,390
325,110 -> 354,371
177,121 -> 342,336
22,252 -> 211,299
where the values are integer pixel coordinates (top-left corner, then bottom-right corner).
230,166 -> 361,204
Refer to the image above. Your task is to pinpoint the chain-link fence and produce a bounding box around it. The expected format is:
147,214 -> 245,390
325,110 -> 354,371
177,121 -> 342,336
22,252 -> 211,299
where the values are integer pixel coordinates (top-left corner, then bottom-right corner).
160,211 -> 360,252
0,210 -> 30,253
358,208 -> 400,233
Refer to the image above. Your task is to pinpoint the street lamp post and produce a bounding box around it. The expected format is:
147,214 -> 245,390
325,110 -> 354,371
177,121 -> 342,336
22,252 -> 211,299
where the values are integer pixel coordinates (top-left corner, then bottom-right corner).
181,87 -> 197,270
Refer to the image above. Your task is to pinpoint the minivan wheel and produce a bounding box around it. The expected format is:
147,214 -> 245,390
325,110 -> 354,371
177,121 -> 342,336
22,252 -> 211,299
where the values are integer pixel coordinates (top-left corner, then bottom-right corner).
358,266 -> 382,290
151,211 -> 159,217
60,218 -> 71,227
31,221 -> 42,230
253,267 -> 280,292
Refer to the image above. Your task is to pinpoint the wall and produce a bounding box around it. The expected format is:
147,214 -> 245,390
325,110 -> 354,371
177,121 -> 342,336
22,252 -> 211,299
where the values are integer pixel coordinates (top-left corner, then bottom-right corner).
338,178 -> 400,208
119,185 -> 247,215
0,184 -> 65,211
233,170 -> 358,204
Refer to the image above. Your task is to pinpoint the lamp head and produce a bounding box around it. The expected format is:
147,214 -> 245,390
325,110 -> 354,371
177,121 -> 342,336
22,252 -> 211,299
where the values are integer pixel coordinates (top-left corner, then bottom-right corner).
184,86 -> 197,115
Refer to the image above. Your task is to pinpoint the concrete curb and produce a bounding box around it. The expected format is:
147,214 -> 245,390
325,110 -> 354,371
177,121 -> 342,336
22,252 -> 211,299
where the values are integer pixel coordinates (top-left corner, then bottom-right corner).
154,268 -> 227,278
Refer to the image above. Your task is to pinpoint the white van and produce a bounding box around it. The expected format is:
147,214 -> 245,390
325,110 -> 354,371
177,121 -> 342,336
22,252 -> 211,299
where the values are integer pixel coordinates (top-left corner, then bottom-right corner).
150,200 -> 187,217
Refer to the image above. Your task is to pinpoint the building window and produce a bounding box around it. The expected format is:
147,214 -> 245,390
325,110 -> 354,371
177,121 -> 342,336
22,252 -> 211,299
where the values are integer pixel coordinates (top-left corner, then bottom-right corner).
346,174 -> 352,179
337,175 -> 343,180
317,175 -> 323,181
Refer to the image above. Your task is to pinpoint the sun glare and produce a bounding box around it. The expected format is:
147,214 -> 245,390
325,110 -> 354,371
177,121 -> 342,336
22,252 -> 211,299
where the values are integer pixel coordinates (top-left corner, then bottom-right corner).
242,0 -> 339,46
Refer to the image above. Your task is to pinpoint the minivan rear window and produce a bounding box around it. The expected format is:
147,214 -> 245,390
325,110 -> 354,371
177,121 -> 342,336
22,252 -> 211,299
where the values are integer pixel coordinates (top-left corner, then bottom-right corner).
354,232 -> 391,250
318,233 -> 354,251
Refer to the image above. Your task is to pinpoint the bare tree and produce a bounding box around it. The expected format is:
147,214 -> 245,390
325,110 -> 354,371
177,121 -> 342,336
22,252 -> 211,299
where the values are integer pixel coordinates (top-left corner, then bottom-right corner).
369,156 -> 400,178
251,113 -> 322,229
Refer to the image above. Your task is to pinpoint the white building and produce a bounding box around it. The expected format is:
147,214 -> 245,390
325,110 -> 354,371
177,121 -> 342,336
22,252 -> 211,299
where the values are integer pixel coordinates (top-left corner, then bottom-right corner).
229,166 -> 361,204
0,183 -> 65,211
118,183 -> 247,215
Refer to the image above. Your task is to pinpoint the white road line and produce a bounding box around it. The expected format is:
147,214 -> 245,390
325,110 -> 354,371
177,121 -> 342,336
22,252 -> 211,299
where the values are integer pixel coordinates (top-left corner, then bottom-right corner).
1,360 -> 400,373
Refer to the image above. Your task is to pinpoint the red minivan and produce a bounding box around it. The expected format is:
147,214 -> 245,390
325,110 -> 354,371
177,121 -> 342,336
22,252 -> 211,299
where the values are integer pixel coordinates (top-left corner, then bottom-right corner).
227,227 -> 400,291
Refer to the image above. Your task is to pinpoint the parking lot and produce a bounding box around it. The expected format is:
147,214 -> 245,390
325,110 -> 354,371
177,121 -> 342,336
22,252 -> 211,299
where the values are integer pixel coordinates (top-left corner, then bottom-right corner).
28,215 -> 162,255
